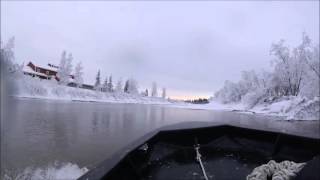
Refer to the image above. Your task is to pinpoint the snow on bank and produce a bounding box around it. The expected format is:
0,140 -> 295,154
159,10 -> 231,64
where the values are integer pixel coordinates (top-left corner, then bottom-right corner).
10,75 -> 170,105
167,96 -> 319,120
251,96 -> 320,120
3,162 -> 88,180
9,75 -> 319,120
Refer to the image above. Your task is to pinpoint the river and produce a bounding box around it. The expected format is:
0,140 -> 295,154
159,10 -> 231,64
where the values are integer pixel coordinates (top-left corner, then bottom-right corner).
1,98 -> 319,179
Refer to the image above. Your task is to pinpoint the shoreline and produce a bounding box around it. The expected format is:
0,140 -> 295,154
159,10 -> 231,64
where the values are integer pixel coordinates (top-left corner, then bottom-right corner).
13,95 -> 319,121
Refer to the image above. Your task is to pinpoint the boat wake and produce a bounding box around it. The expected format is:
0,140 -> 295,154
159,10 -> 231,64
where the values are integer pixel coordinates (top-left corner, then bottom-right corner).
2,161 -> 88,180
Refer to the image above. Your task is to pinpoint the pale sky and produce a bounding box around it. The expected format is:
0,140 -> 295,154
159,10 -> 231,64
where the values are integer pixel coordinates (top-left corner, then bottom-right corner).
1,1 -> 319,99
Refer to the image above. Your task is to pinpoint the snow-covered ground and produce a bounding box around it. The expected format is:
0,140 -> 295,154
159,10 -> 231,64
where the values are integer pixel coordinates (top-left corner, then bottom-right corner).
251,96 -> 320,120
167,97 -> 319,120
10,75 -> 170,105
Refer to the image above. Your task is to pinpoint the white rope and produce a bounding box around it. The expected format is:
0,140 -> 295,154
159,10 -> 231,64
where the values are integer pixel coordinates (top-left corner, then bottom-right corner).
195,145 -> 209,180
247,160 -> 306,180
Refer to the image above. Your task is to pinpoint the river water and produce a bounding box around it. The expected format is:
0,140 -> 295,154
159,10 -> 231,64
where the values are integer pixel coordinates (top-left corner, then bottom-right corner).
1,98 -> 319,179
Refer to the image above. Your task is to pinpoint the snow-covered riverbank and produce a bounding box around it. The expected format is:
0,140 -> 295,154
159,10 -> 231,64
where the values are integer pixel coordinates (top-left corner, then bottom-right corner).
250,96 -> 319,120
167,96 -> 320,121
10,76 -> 170,105
9,76 -> 319,120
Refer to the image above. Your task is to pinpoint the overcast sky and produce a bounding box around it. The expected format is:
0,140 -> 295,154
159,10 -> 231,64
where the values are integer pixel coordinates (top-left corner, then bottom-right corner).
1,1 -> 319,99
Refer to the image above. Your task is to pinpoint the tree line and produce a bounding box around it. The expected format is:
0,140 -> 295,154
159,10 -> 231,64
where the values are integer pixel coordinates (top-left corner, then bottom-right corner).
214,32 -> 319,108
185,98 -> 209,104
92,69 -> 167,98
55,50 -> 167,98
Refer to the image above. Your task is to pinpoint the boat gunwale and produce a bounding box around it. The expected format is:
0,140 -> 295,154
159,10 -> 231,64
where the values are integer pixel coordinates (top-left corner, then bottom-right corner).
78,123 -> 320,180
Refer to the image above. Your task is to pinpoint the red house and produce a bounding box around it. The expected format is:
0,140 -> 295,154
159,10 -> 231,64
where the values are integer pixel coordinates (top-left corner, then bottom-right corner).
23,61 -> 94,90
23,61 -> 74,81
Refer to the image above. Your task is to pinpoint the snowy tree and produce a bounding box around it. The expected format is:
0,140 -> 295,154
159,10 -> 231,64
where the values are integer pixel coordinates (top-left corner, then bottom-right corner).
128,78 -> 139,94
298,32 -> 320,78
309,45 -> 320,78
116,78 -> 123,92
1,37 -> 24,76
214,80 -> 242,103
66,53 -> 73,78
162,88 -> 166,99
1,37 -> 15,65
214,32 -> 320,106
102,76 -> 108,92
122,78 -> 139,94
240,70 -> 260,90
141,89 -> 148,96
1,37 -> 14,69
94,70 -> 101,91
124,79 -> 129,93
271,33 -> 320,97
56,51 -> 67,84
151,82 -> 158,97
270,33 -> 314,96
56,51 -> 73,85
107,75 -> 113,92
74,62 -> 84,88
295,33 -> 320,98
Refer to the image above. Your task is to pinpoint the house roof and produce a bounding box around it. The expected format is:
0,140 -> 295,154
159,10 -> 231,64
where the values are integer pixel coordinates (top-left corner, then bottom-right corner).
23,65 -> 48,77
30,61 -> 59,72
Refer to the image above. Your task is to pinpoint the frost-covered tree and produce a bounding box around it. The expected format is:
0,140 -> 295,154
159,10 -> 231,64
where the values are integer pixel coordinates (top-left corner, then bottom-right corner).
102,76 -> 108,92
107,75 -> 113,92
141,89 -> 148,96
295,33 -> 320,98
1,37 -> 24,77
270,40 -> 293,96
270,34 -> 315,96
1,37 -> 19,97
124,79 -> 129,93
298,32 -> 320,78
122,78 -> 139,94
240,70 -> 260,90
151,82 -> 158,97
309,46 -> 320,78
74,62 -> 84,88
1,37 -> 15,70
94,70 -> 101,91
214,80 -> 242,103
56,51 -> 73,85
1,37 -> 15,65
162,88 -> 166,99
128,78 -> 139,94
56,51 -> 67,84
214,32 -> 319,106
270,35 -> 308,96
116,78 -> 123,92
66,53 -> 73,77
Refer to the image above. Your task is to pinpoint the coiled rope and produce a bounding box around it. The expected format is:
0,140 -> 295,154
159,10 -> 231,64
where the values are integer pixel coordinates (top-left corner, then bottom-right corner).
247,160 -> 306,180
